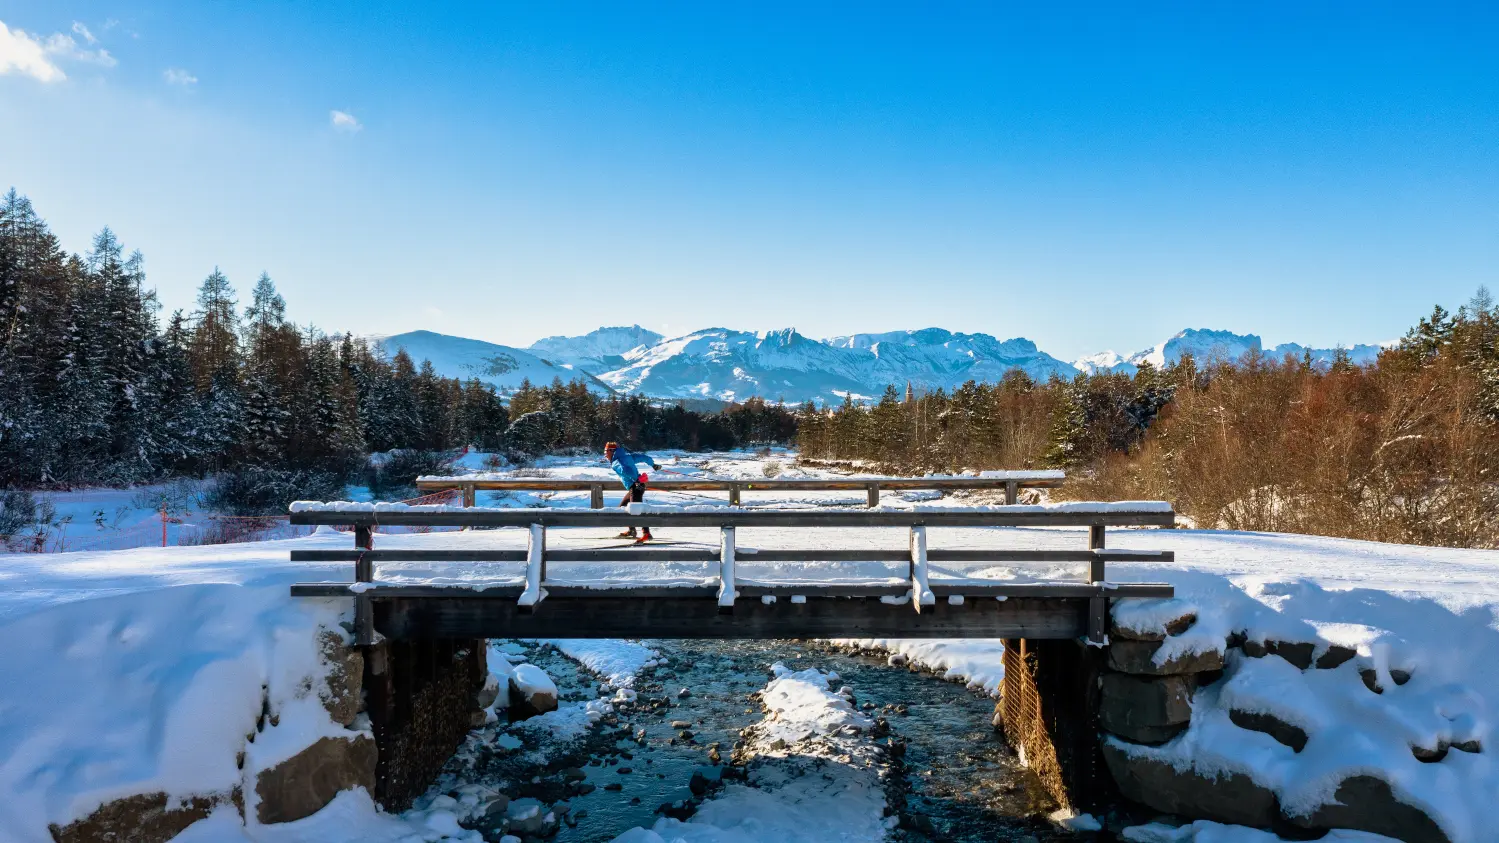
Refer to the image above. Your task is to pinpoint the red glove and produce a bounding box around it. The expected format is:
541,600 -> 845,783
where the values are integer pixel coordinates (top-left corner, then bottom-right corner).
638,473 -> 649,484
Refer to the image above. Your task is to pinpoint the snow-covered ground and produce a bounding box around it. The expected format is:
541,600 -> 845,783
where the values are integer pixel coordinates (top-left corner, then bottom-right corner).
2,449 -> 1496,842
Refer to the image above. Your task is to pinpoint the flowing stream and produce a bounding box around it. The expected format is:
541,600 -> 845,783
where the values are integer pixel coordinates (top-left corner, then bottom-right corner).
430,640 -> 1082,842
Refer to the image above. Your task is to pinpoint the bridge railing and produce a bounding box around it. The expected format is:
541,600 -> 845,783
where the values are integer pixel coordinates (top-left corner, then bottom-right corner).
288,502 -> 1175,644
414,470 -> 1065,507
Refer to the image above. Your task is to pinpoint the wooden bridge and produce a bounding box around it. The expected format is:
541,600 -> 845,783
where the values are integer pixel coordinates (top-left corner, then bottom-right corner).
288,501 -> 1175,646
415,469 -> 1065,507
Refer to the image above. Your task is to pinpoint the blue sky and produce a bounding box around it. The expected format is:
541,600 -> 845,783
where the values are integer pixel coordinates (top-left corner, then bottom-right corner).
1,2 -> 1495,359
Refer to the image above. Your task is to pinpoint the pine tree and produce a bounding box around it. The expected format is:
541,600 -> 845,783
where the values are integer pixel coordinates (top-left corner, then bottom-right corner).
152,311 -> 205,472
1044,376 -> 1089,467
189,268 -> 239,390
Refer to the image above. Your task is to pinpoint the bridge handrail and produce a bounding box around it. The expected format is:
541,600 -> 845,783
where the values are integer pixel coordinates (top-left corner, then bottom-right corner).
413,470 -> 1065,506
286,500 -> 1173,529
288,498 -> 1175,646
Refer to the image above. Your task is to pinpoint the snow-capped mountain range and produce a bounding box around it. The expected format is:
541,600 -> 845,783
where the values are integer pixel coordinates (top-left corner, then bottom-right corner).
378,325 -> 1386,404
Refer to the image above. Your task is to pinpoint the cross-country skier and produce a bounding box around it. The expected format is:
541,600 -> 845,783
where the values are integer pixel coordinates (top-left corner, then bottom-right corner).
604,441 -> 659,542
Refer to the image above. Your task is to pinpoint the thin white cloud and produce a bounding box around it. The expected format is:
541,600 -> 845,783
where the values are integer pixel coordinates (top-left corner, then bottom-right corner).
163,67 -> 197,86
71,21 -> 96,45
0,21 -> 65,82
330,110 -> 362,133
44,33 -> 116,67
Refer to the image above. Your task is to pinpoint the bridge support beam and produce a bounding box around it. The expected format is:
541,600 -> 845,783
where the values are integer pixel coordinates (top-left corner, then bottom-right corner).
997,638 -> 1112,813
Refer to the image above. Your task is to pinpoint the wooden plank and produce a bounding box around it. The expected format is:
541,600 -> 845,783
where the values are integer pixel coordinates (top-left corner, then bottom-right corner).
290,548 -> 1175,565
1005,481 -> 1018,505
417,476 -> 1067,492
543,585 -> 719,598
291,580 -> 1174,600
291,549 -> 530,562
375,594 -> 1087,639
867,484 -> 880,507
290,508 -> 1177,529
292,582 -> 526,598
928,582 -> 1174,598
736,583 -> 910,598
548,549 -> 719,562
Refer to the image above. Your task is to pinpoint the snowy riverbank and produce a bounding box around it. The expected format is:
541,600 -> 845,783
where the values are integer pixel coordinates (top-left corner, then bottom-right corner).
2,450 -> 1496,841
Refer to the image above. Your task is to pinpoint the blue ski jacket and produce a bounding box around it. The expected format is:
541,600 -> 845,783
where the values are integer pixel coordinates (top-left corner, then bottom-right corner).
609,447 -> 659,488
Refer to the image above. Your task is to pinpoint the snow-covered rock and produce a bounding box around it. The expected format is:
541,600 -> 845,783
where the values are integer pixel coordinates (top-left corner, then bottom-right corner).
506,664 -> 559,720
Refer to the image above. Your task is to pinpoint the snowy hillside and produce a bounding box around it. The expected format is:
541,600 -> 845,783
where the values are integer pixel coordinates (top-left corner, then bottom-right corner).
597,328 -> 872,404
528,325 -> 664,373
592,326 -> 1076,404
597,327 -> 1076,404
377,331 -> 613,396
833,328 -> 1077,388
1075,329 -> 1385,375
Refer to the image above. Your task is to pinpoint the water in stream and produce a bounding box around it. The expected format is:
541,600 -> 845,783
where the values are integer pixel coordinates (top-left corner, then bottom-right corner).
426,640 -> 1082,842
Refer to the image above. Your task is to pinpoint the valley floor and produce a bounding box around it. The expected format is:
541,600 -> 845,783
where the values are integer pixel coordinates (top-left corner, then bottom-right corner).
1,451 -> 1495,842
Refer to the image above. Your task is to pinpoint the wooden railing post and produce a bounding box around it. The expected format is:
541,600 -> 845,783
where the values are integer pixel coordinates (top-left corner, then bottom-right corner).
354,525 -> 374,645
519,524 -> 547,609
589,484 -> 604,509
462,483 -> 476,508
1087,524 -> 1106,644
908,525 -> 934,612
867,483 -> 880,508
718,526 -> 737,612
728,483 -> 741,506
1005,481 -> 1018,505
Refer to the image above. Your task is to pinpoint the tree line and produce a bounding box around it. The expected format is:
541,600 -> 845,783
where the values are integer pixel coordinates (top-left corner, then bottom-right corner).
0,189 -> 795,512
798,294 -> 1499,548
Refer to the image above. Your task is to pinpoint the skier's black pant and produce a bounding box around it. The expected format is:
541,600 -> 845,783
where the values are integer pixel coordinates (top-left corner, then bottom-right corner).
618,481 -> 648,535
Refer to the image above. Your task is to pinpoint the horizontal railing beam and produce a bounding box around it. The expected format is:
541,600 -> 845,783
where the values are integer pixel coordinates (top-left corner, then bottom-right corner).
290,580 -> 1173,600
290,547 -> 1176,565
415,476 -> 1065,493
288,508 -> 1175,529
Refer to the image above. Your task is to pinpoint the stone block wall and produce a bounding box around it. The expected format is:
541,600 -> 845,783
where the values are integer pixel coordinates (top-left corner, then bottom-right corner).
1100,609 -> 1459,843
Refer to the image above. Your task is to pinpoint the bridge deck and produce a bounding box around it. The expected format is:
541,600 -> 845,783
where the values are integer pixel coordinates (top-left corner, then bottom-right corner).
287,501 -> 1178,644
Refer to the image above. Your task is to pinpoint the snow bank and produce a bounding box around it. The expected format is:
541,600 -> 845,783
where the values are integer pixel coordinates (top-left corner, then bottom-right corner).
0,568 -> 356,841
533,639 -> 661,689
1123,820 -> 1399,842
830,638 -> 1008,695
